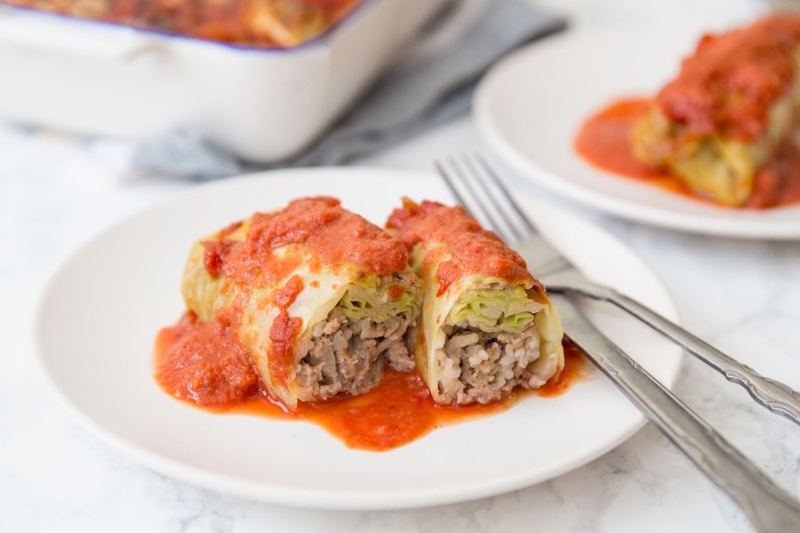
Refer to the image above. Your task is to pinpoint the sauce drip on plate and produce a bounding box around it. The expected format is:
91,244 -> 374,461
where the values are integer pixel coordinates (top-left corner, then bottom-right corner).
574,98 -> 800,209
154,316 -> 588,452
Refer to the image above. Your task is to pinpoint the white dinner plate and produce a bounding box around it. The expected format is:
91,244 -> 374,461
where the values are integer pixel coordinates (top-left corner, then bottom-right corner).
33,168 -> 682,510
474,26 -> 800,240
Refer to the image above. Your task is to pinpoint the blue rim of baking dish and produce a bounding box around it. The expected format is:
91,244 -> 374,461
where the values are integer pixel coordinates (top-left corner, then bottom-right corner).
0,0 -> 381,53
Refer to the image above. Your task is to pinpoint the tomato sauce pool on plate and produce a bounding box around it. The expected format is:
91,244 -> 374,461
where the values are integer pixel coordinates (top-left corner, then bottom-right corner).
154,316 -> 588,452
574,98 -> 800,209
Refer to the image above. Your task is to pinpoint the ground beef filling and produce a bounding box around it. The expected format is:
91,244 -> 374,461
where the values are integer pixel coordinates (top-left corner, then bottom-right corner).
294,307 -> 415,401
437,322 -> 542,405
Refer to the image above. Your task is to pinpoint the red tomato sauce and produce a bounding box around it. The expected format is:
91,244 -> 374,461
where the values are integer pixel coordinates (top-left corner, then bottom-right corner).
154,312 -> 261,407
387,199 -> 541,294
154,316 -> 588,452
656,14 -> 800,141
574,98 -> 800,209
266,275 -> 305,386
208,197 -> 409,291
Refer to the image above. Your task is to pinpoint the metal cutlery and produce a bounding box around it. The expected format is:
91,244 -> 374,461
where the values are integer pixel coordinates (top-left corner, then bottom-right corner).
436,153 -> 800,533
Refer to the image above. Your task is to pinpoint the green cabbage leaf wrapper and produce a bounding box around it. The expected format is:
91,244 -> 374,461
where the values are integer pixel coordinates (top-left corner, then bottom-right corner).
338,279 -> 418,323
448,285 -> 544,333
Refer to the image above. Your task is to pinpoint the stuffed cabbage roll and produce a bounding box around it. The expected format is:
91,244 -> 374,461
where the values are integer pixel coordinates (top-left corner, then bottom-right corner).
631,14 -> 800,206
181,197 -> 420,409
386,199 -> 564,405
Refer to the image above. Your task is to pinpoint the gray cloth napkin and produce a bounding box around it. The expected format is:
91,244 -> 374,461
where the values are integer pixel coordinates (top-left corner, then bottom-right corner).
133,0 -> 565,180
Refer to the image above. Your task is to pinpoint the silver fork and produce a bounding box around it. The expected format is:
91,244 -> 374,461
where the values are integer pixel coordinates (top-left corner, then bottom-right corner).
437,153 -> 800,533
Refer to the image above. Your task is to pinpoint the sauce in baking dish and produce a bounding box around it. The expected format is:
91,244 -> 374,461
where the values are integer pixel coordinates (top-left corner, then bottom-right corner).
154,316 -> 588,452
574,98 -> 800,209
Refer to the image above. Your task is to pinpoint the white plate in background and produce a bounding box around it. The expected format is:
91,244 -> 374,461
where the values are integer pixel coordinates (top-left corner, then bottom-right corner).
474,27 -> 800,240
33,168 -> 681,510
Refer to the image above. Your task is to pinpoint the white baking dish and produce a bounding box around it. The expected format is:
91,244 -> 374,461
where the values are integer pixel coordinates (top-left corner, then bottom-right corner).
0,0 -> 446,162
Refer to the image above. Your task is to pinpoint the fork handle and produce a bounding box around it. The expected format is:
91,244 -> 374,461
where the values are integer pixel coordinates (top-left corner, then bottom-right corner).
554,283 -> 800,428
552,294 -> 800,533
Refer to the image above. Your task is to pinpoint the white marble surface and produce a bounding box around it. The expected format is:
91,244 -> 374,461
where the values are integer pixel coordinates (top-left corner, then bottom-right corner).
3,2 -> 800,532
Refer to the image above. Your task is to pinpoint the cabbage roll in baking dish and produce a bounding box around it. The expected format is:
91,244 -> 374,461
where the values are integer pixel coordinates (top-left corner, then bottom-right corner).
631,14 -> 800,206
1,0 -> 364,48
181,197 -> 420,409
386,199 -> 564,405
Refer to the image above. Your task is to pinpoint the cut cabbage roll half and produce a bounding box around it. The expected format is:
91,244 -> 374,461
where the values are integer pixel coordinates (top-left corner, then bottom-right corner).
387,199 -> 564,405
630,14 -> 800,206
181,197 -> 421,409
